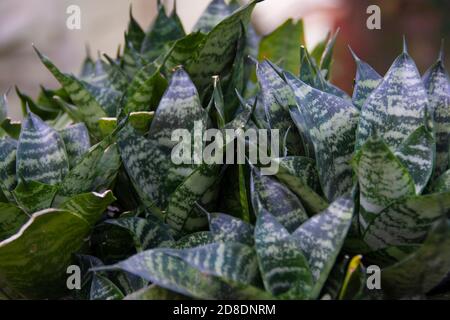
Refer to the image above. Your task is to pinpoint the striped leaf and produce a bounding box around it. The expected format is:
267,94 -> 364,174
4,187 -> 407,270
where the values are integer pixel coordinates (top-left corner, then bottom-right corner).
148,68 -> 208,149
0,138 -> 17,200
166,164 -> 221,235
363,192 -> 450,251
16,112 -> 69,185
162,242 -> 260,285
193,0 -> 232,33
35,48 -> 108,137
59,191 -> 115,226
106,216 -> 173,251
171,231 -> 214,249
319,29 -> 339,79
90,274 -> 124,300
183,0 -> 260,92
125,8 -> 145,52
394,125 -> 434,194
273,157 -> 329,215
59,123 -> 91,168
423,47 -> 450,178
356,44 -> 428,150
208,212 -> 254,246
0,94 -> 7,125
257,60 -> 303,155
349,48 -> 382,109
258,19 -> 305,75
255,210 -> 313,298
0,203 -> 28,241
251,166 -> 308,232
141,4 -> 185,62
58,136 -> 115,197
432,169 -> 450,192
353,137 -> 416,230
96,249 -> 268,299
381,219 -> 450,298
0,209 -> 91,299
292,196 -> 354,298
13,180 -> 58,213
286,72 -> 359,201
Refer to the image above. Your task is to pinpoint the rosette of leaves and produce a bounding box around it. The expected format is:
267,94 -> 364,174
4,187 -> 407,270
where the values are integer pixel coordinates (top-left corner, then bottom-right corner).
0,106 -> 119,298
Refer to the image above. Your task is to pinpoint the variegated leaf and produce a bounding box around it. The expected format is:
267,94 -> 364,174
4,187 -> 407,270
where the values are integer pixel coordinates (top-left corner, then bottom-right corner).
16,112 -> 69,185
363,192 -> 450,250
106,216 -> 173,251
208,211 -> 254,246
0,94 -> 7,124
96,249 -> 268,299
257,60 -> 303,155
0,209 -> 91,299
148,68 -> 208,148
163,242 -> 260,285
59,123 -> 91,168
356,45 -> 428,150
319,29 -> 339,79
255,210 -> 313,298
193,0 -> 232,33
141,4 -> 185,61
381,219 -> 450,298
171,231 -> 214,249
423,47 -> 450,178
432,169 -> 450,192
13,180 -> 58,213
353,137 -> 416,230
0,137 -> 17,200
90,274 -> 124,300
91,144 -> 121,192
59,191 -> 115,226
35,48 -> 108,137
349,48 -> 382,109
0,203 -> 28,241
292,196 -> 354,298
251,166 -> 308,232
394,125 -> 434,194
286,72 -> 359,201
124,285 -> 187,300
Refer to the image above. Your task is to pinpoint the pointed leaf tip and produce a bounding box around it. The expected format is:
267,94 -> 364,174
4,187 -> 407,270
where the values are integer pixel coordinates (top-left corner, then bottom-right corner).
348,46 -> 360,62
402,35 -> 408,54
438,39 -> 445,63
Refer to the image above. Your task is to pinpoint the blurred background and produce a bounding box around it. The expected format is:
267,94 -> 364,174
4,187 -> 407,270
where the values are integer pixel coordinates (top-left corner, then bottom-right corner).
0,0 -> 449,119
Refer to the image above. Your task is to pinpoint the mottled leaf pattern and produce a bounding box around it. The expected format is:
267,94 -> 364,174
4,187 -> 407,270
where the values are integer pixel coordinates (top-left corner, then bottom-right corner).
208,212 -> 254,246
353,137 -> 416,230
193,0 -> 232,33
13,180 -> 58,213
356,47 -> 428,150
0,204 -> 28,241
59,123 -> 91,168
251,166 -> 308,232
0,138 -> 17,200
286,72 -> 359,201
16,113 -> 69,185
90,274 -> 124,300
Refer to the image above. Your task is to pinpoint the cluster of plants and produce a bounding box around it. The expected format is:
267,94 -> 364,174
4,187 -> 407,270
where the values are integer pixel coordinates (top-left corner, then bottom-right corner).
1,0 -> 450,300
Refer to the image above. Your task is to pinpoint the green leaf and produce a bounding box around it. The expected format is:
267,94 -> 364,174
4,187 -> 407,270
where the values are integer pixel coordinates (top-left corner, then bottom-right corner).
193,0 -> 232,33
126,8 -> 145,52
141,4 -> 185,62
349,48 -> 382,109
353,137 -> 416,230
0,203 -> 28,241
0,94 -> 7,124
98,117 -> 117,138
356,45 -> 428,150
394,125 -> 434,194
208,211 -> 254,246
59,123 -> 91,168
16,112 -> 69,185
255,210 -> 313,298
286,72 -> 359,201
106,216 -> 173,251
0,119 -> 21,140
13,180 -> 58,213
90,274 -> 124,300
258,19 -> 305,74
0,137 -> 17,200
124,285 -> 188,300
34,47 -> 108,137
0,209 -> 91,298
423,47 -> 450,178
319,29 -> 339,79
381,219 -> 450,298
171,231 -> 214,249
292,196 -> 354,298
432,169 -> 450,192
166,164 -> 221,235
148,68 -> 208,148
251,166 -> 308,232
15,87 -> 59,121
363,192 -> 450,250
162,242 -> 260,285
273,157 -> 329,214
59,191 -> 115,226
256,60 -> 303,155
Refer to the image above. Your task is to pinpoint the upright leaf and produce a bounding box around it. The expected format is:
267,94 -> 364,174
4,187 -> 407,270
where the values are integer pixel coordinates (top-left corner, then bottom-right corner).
0,138 -> 17,200
59,123 -> 91,168
193,0 -> 232,33
208,212 -> 254,246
